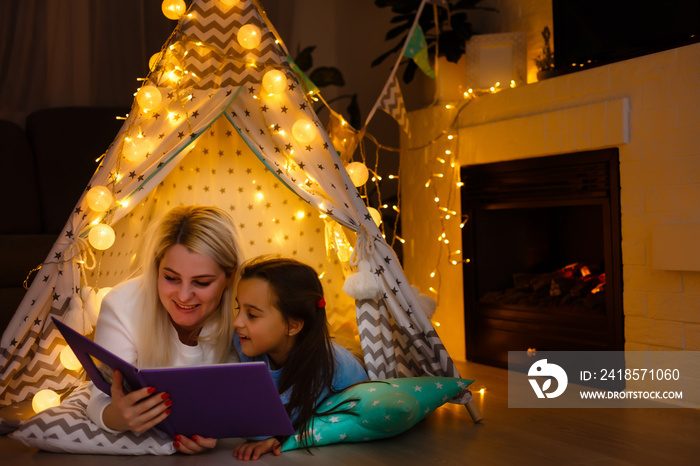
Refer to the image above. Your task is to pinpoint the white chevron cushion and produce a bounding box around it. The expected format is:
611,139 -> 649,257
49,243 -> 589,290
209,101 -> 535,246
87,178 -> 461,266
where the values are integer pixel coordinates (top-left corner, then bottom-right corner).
9,382 -> 175,455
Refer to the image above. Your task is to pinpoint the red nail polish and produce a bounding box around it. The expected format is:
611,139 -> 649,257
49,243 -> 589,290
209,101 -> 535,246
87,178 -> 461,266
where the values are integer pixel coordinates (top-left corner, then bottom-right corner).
173,441 -> 180,448
165,399 -> 172,407
191,435 -> 198,442
165,408 -> 172,415
174,435 -> 181,441
147,387 -> 156,394
161,393 -> 169,399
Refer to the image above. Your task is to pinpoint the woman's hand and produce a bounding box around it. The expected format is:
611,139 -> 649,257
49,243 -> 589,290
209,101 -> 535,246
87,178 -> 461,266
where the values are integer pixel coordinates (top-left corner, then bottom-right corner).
233,437 -> 282,461
102,369 -> 171,433
173,434 -> 217,454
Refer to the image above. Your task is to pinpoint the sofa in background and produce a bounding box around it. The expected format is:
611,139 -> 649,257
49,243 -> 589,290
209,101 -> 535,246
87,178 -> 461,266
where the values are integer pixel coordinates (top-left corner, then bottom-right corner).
0,107 -> 128,334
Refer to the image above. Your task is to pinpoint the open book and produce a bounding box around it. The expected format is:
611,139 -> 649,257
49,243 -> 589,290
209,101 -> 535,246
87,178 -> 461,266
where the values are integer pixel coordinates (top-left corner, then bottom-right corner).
52,317 -> 294,439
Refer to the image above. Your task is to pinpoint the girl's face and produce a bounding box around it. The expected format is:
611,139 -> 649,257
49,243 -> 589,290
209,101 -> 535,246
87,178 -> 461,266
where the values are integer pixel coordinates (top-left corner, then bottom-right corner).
158,244 -> 230,337
234,277 -> 301,368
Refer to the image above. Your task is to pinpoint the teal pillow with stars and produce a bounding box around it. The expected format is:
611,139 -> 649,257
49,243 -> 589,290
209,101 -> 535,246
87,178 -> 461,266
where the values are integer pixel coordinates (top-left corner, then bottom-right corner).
280,376 -> 473,451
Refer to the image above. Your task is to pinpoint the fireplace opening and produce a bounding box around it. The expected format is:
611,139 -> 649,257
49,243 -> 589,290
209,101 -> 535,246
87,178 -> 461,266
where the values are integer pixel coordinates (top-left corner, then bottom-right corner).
461,149 -> 623,368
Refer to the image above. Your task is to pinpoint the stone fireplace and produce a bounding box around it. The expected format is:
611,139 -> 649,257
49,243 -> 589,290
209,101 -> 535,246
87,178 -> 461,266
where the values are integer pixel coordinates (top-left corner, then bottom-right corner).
402,42 -> 700,395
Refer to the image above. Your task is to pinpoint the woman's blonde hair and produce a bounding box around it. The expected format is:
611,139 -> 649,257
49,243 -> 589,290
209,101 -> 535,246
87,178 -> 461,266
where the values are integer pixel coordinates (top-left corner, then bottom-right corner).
137,205 -> 243,368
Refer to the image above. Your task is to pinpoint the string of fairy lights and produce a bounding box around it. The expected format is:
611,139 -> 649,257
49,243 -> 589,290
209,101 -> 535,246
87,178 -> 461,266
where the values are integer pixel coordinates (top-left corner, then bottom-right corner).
31,0 -> 516,412
395,82 -> 517,306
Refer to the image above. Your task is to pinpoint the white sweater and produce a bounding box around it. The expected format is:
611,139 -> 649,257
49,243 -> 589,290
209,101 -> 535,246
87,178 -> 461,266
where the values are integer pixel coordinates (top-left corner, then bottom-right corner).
86,276 -> 238,432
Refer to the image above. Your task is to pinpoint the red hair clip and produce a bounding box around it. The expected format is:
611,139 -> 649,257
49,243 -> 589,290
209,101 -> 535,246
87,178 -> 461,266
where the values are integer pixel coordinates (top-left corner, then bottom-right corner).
317,297 -> 326,308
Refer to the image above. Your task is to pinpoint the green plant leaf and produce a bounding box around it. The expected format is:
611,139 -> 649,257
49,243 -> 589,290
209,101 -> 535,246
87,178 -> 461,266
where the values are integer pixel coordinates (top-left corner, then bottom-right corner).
402,59 -> 417,83
386,23 -> 411,40
309,67 -> 345,88
347,94 -> 361,129
294,45 -> 316,72
371,41 -> 405,67
438,30 -> 465,63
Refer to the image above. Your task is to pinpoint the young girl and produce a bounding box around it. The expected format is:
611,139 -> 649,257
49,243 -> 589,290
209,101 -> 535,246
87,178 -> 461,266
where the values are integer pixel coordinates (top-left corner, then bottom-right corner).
233,257 -> 368,461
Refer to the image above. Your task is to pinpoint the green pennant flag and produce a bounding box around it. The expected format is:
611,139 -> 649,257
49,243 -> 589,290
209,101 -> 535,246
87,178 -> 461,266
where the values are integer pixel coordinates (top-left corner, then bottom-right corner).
403,26 -> 435,80
286,55 -> 320,95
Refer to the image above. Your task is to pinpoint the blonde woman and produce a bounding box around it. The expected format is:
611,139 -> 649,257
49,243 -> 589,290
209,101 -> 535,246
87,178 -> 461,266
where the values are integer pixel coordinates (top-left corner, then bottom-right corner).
86,205 -> 244,454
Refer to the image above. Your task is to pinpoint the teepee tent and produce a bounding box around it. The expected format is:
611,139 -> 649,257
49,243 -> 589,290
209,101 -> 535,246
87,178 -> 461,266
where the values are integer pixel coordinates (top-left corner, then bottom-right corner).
0,0 -> 478,423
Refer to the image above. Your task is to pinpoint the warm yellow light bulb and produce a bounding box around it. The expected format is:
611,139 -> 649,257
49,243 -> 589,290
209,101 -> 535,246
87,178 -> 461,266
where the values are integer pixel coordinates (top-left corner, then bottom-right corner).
60,346 -> 82,371
89,224 -> 116,250
346,162 -> 369,187
262,69 -> 287,95
367,207 -> 382,226
32,389 -> 61,413
136,85 -> 162,112
219,0 -> 240,8
292,119 -> 316,144
148,53 -> 160,71
161,0 -> 186,20
123,135 -> 151,164
85,186 -> 114,212
237,24 -> 262,49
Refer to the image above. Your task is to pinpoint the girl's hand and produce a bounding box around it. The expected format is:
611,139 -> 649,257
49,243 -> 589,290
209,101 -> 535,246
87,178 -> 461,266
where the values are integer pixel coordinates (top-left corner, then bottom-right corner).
173,434 -> 217,454
102,369 -> 171,433
233,437 -> 282,461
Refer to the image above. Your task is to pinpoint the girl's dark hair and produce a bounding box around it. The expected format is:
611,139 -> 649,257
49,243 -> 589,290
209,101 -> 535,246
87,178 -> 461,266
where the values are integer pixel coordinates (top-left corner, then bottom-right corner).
240,256 -> 336,447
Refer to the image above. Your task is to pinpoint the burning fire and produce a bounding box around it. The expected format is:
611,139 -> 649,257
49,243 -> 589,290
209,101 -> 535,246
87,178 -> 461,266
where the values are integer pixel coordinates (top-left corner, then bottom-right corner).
590,273 -> 606,294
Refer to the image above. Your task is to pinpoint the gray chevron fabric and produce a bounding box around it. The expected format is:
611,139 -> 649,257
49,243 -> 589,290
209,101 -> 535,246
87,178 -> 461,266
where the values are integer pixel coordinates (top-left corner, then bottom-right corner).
0,0 -> 475,420
9,383 -> 174,455
378,77 -> 410,136
156,0 -> 285,89
1,297 -> 86,405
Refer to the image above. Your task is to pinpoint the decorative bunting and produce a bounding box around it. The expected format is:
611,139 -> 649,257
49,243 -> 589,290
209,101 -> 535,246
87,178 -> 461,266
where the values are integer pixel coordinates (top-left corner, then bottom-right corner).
403,25 -> 435,80
378,77 -> 410,136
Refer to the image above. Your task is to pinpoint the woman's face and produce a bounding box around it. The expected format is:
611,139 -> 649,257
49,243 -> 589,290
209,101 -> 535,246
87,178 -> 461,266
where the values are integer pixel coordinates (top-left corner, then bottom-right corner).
158,244 -> 230,334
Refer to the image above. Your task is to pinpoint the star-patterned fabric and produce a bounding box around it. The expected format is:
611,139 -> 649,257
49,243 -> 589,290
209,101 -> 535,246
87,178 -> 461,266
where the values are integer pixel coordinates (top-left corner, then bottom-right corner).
0,0 -> 473,417
96,117 -> 355,333
280,376 -> 474,451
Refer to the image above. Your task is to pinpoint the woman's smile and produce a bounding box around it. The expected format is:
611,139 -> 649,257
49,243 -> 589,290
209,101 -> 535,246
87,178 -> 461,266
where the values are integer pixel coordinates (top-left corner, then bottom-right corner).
157,244 -> 230,341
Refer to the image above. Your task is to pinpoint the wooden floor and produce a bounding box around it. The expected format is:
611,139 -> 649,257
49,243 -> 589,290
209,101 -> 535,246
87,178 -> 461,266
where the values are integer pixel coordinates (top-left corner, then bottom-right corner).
1,360 -> 698,465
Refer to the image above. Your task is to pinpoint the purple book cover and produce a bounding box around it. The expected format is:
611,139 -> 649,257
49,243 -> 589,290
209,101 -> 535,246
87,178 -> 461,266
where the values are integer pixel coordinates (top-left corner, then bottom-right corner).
52,317 -> 294,438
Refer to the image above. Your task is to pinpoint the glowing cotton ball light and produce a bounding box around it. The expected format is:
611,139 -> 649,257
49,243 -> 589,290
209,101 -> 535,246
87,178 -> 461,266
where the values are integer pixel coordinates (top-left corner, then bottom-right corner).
346,161 -> 369,187
136,85 -> 161,112
89,224 -> 115,251
161,0 -> 186,20
32,389 -> 60,413
237,24 -> 261,49
85,186 -> 113,212
367,207 -> 382,226
262,69 -> 287,95
292,119 -> 316,144
60,346 -> 82,371
123,135 -> 151,164
148,53 -> 161,71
